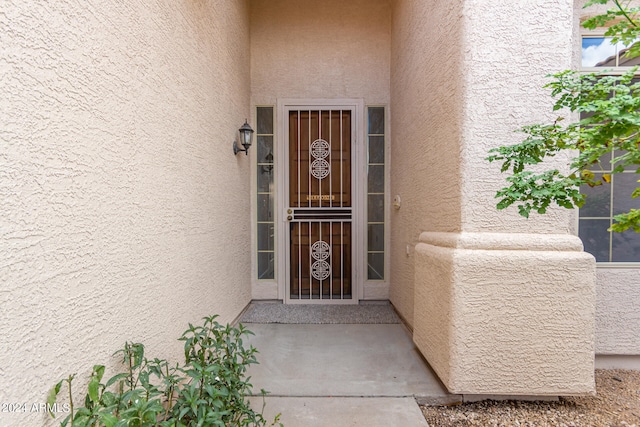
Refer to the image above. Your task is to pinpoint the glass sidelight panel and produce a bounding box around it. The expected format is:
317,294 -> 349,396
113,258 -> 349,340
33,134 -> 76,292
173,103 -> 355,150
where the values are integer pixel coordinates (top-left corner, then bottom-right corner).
256,106 -> 275,280
367,107 -> 385,280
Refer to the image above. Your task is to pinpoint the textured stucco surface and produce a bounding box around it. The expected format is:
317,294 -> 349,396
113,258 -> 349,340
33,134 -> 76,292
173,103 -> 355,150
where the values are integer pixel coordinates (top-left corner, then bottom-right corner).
250,0 -> 391,105
414,233 -> 596,395
250,0 -> 391,300
1,2 -> 252,426
595,268 -> 640,355
459,0 -> 578,233
389,0 -> 464,326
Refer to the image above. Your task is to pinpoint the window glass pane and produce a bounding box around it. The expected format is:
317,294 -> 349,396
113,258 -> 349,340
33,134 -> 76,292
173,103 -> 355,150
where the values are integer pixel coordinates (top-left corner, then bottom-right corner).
257,107 -> 274,134
367,224 -> 384,252
618,39 -> 640,66
257,165 -> 273,193
257,252 -> 274,280
582,37 -> 617,67
367,106 -> 386,280
257,194 -> 273,222
579,174 -> 611,217
579,219 -> 611,262
578,48 -> 639,262
369,136 -> 385,164
612,229 -> 640,262
256,106 -> 275,280
257,223 -> 274,251
368,107 -> 385,134
619,52 -> 640,66
257,136 -> 274,164
613,173 -> 640,215
368,165 -> 385,194
367,253 -> 384,281
368,194 -> 384,223
597,151 -> 613,172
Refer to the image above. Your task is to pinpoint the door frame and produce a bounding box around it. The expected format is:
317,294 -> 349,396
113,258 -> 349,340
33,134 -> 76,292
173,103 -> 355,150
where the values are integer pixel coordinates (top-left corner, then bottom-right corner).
276,99 -> 365,304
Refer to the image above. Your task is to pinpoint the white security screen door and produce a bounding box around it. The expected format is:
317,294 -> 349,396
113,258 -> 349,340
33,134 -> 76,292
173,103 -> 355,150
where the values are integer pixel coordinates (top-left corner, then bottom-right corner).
283,105 -> 359,304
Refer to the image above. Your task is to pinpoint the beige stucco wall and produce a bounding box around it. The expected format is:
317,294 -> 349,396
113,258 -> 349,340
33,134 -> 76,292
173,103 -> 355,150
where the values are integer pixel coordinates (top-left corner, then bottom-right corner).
1,1 -> 251,426
459,0 -> 577,233
250,0 -> 390,105
389,0 -> 465,325
596,269 -> 640,356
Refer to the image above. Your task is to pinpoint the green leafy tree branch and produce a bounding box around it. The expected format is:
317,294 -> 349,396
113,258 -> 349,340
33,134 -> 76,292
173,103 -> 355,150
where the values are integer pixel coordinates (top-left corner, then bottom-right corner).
487,0 -> 640,232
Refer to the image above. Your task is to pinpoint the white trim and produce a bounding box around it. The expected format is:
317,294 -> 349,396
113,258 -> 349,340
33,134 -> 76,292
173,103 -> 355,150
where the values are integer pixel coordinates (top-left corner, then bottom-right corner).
595,263 -> 640,269
595,354 -> 640,370
276,99 -> 365,304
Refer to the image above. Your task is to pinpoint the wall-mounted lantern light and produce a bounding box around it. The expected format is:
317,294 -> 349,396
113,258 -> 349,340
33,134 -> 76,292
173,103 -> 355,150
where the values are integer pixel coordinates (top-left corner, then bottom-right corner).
233,120 -> 254,155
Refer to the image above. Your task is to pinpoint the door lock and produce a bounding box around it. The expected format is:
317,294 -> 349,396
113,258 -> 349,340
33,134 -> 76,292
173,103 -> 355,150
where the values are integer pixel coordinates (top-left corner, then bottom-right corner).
287,215 -> 293,221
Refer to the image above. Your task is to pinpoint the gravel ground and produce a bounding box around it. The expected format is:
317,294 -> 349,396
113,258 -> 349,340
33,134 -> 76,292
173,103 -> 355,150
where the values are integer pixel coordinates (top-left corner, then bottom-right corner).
421,369 -> 640,427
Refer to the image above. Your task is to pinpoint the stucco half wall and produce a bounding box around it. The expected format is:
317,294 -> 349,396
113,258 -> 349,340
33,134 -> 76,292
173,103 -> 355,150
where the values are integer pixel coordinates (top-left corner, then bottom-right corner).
413,232 -> 596,395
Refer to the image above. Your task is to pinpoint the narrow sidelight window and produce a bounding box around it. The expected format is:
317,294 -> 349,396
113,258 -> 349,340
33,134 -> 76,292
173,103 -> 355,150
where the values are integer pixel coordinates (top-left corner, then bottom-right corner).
367,107 -> 386,280
256,106 -> 275,279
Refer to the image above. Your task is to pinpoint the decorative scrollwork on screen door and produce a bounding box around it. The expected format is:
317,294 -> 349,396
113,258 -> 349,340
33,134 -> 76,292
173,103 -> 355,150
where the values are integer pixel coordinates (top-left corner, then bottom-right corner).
310,240 -> 331,280
310,139 -> 330,180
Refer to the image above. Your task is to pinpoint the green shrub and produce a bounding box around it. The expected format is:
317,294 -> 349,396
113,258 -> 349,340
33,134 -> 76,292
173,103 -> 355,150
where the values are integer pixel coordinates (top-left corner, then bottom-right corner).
48,315 -> 282,427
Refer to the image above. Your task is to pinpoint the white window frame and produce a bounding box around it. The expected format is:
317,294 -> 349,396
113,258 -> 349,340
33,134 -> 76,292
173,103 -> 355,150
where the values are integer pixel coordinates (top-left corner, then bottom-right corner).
578,33 -> 640,266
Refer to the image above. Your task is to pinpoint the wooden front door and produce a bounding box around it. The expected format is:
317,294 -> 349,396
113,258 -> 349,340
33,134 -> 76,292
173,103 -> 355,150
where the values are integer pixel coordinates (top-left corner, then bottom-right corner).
286,109 -> 355,302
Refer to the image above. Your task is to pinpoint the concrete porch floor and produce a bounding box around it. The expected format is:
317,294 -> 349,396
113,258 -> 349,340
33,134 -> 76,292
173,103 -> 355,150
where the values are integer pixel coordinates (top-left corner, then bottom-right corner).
242,318 -> 460,426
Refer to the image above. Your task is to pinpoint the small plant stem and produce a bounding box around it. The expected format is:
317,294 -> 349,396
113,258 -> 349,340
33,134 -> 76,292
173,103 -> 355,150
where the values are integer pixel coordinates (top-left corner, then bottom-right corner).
67,376 -> 74,424
199,353 -> 205,399
163,364 -> 170,421
617,131 -> 640,142
614,0 -> 638,27
127,344 -> 134,390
